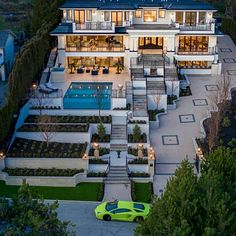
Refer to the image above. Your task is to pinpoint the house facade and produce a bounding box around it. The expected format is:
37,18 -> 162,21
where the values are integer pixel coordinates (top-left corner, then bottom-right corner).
51,0 -> 222,76
0,30 -> 15,81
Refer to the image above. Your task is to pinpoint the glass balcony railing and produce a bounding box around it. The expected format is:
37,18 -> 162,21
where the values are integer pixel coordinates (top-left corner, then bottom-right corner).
175,46 -> 218,55
75,22 -> 114,31
66,44 -> 125,52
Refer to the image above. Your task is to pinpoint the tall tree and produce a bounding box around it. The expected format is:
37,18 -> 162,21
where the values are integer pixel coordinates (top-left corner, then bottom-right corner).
0,182 -> 75,235
135,148 -> 236,236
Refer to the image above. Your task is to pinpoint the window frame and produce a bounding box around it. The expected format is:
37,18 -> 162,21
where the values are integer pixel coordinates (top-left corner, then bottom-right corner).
144,10 -> 157,22
124,11 -> 129,21
159,9 -> 166,18
176,11 -> 183,25
135,10 -> 142,18
104,11 -> 110,21
86,10 -> 92,22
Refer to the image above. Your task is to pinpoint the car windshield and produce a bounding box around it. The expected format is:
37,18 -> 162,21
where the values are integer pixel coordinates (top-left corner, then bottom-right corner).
106,201 -> 118,212
133,203 -> 145,210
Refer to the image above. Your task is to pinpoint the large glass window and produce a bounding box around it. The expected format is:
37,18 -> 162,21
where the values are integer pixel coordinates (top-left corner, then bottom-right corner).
112,11 -> 123,26
104,12 -> 110,21
86,10 -> 92,21
135,10 -> 142,18
178,61 -> 209,69
179,36 -> 209,52
144,10 -> 157,22
159,10 -> 166,18
66,10 -> 72,21
139,37 -> 163,49
176,12 -> 183,24
74,10 -> 85,24
185,12 -> 197,26
199,12 -> 206,24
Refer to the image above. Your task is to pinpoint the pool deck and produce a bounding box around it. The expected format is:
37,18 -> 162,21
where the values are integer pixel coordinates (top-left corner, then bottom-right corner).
51,68 -> 130,96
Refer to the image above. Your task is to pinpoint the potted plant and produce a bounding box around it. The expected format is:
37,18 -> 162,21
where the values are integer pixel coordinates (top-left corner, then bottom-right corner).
114,60 -> 124,74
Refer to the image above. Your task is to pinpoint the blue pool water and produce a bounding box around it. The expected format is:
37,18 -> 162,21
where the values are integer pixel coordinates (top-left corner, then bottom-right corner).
63,82 -> 112,109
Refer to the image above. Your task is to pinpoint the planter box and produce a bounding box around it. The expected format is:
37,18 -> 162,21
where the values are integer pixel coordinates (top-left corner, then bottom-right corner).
128,164 -> 148,173
89,164 -> 108,173
5,158 -> 88,170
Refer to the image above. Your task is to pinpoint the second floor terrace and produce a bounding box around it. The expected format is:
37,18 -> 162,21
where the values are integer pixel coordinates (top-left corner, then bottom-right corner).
65,35 -> 125,52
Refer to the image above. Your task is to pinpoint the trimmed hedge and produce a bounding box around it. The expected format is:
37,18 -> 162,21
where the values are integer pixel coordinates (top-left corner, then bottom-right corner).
0,0 -> 65,143
3,168 -> 84,176
87,172 -> 107,177
25,115 -> 112,124
128,158 -> 148,164
18,124 -> 89,132
89,158 -> 109,164
222,18 -> 236,44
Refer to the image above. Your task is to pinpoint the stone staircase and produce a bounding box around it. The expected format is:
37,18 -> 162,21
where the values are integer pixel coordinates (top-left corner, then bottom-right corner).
133,95 -> 147,111
110,143 -> 128,151
111,125 -> 127,140
147,81 -> 166,94
105,165 -> 130,184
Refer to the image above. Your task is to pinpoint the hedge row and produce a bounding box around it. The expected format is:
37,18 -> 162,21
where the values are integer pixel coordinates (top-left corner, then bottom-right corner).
222,18 -> 236,45
0,0 -> 65,144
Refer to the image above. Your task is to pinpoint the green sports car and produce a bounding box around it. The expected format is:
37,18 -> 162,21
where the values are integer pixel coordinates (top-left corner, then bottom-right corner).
95,200 -> 150,223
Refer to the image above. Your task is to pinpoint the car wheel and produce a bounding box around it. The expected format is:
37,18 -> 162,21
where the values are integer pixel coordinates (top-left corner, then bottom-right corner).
134,216 -> 144,223
103,214 -> 111,221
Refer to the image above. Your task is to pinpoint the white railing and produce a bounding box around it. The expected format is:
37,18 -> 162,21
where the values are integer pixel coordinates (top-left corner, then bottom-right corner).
76,22 -> 113,30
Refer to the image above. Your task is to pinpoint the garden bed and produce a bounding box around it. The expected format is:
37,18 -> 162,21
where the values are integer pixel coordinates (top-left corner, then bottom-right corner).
0,181 -> 104,201
167,95 -> 178,105
128,159 -> 148,164
148,109 -> 165,121
30,106 -> 61,110
128,134 -> 147,143
18,124 -> 89,132
131,181 -> 153,203
128,120 -> 147,124
7,138 -> 87,158
25,115 -> 112,124
89,158 -> 108,164
89,147 -> 110,156
3,168 -> 84,176
91,134 -> 110,143
129,172 -> 150,177
128,147 -> 148,157
87,172 -> 107,177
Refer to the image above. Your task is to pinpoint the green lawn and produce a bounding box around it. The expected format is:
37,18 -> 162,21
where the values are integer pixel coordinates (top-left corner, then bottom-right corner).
132,182 -> 153,203
0,181 -> 103,201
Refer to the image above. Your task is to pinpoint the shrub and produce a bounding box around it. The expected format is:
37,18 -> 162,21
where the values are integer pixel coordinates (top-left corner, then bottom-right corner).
222,117 -> 231,128
129,172 -> 150,177
132,125 -> 142,142
89,158 -> 109,164
97,123 -> 106,140
87,172 -> 107,177
97,183 -> 105,201
128,158 -> 148,164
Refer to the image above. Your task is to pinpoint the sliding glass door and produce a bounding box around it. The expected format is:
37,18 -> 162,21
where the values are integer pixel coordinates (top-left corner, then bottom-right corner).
112,12 -> 123,26
74,10 -> 85,24
185,12 -> 196,26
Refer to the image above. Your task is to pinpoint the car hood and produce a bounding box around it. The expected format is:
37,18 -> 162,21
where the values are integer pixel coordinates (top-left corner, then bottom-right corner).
95,202 -> 107,214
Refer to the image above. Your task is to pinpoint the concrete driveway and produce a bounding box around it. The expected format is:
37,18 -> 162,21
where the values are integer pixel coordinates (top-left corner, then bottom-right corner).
56,200 -> 136,236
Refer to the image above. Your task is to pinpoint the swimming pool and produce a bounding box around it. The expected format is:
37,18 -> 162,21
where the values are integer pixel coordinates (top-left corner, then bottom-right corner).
63,82 -> 112,109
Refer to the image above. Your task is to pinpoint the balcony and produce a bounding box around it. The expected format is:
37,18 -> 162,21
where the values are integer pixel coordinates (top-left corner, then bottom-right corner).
66,44 -> 125,53
173,21 -> 215,32
175,47 -> 218,55
73,22 -> 115,33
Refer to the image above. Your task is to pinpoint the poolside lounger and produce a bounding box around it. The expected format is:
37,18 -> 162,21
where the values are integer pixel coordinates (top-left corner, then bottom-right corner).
39,84 -> 54,94
45,82 -> 59,92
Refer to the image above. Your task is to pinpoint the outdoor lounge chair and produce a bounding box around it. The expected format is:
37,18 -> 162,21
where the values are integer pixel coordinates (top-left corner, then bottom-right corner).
45,82 -> 59,92
39,84 -> 54,94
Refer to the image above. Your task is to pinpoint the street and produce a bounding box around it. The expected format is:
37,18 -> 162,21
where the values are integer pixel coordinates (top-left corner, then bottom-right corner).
56,201 -> 136,236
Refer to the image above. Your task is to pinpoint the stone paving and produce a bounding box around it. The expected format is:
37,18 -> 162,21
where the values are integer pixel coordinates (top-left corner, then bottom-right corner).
152,35 -> 236,196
